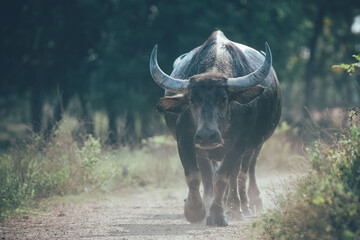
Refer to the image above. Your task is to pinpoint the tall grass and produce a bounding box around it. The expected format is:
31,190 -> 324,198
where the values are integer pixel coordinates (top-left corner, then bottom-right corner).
258,121 -> 305,172
0,115 -> 182,220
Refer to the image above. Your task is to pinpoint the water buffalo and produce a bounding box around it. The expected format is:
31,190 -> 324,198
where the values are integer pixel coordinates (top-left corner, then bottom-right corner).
149,30 -> 281,226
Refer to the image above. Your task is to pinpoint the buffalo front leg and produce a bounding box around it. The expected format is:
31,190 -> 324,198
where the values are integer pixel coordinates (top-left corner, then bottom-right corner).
184,171 -> 206,223
206,155 -> 240,227
178,137 -> 206,223
197,153 -> 217,218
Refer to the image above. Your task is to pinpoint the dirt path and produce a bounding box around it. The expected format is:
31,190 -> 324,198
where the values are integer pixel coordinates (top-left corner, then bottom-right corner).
0,172 -> 293,240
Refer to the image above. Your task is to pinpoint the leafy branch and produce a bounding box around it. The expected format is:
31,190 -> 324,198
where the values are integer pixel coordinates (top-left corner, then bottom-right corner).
332,54 -> 360,73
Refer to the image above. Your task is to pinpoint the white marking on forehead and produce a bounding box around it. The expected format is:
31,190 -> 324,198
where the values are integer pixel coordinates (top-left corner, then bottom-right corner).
214,31 -> 229,55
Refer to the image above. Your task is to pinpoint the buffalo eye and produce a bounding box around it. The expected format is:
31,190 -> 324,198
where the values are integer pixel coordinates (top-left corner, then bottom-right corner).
188,94 -> 201,107
218,95 -> 228,105
189,97 -> 198,106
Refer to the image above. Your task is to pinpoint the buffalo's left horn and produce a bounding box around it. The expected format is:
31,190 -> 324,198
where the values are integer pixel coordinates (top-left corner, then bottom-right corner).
227,42 -> 272,90
150,45 -> 189,93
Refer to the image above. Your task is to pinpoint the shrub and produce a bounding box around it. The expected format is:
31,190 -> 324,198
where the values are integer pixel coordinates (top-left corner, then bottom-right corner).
257,124 -> 360,239
0,117 -> 101,218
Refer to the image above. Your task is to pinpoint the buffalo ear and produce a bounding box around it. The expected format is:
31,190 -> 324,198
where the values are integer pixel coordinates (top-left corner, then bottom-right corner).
157,94 -> 188,113
231,85 -> 266,104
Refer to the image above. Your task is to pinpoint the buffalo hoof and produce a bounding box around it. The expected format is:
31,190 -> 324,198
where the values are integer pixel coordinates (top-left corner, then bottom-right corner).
249,199 -> 263,216
206,214 -> 228,227
206,204 -> 228,227
184,199 -> 206,223
226,209 -> 245,221
242,207 -> 252,216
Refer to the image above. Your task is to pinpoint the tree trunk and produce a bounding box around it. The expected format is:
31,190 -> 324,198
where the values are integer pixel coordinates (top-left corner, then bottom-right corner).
31,88 -> 42,133
107,109 -> 118,146
124,110 -> 136,147
79,93 -> 94,136
44,87 -> 70,137
304,5 -> 326,118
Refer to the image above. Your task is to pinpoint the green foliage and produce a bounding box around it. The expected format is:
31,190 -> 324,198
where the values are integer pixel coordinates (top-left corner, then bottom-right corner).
332,54 -> 360,73
0,116 -> 182,219
257,124 -> 360,239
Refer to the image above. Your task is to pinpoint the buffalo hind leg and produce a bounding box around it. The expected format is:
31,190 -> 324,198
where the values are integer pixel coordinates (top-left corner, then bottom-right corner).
239,171 -> 252,216
238,151 -> 253,216
225,160 -> 244,220
248,147 -> 263,215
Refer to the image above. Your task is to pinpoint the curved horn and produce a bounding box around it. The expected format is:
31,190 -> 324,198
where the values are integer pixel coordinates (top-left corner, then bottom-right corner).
227,42 -> 272,90
150,45 -> 189,93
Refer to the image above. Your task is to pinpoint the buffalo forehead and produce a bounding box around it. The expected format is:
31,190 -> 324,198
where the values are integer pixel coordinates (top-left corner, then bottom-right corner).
190,85 -> 227,101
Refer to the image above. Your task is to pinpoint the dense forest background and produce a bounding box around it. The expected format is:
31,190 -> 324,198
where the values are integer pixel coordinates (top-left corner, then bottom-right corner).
1,0 -> 360,147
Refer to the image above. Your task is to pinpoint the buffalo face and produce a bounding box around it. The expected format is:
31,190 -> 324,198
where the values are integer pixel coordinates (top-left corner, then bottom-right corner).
156,73 -> 229,150
188,74 -> 228,150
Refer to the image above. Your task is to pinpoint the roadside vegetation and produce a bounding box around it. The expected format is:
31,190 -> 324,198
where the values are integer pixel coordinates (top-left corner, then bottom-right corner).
0,115 -> 183,220
255,120 -> 360,239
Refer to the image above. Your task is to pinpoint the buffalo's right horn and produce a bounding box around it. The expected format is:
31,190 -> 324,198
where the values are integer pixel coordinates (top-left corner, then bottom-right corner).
150,45 -> 189,93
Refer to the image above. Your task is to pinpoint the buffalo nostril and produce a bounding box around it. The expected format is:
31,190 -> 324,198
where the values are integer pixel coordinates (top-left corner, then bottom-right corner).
195,131 -> 213,143
208,132 -> 218,141
194,134 -> 202,143
194,129 -> 221,145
